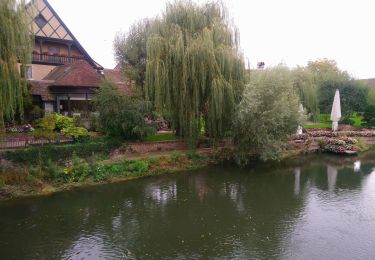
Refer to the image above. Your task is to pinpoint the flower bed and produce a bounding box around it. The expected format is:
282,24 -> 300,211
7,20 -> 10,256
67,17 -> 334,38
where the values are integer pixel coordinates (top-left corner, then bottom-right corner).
319,137 -> 358,154
5,124 -> 34,133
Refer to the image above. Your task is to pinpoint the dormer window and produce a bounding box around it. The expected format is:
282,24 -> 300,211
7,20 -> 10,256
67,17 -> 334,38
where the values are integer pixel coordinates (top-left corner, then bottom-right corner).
35,14 -> 47,29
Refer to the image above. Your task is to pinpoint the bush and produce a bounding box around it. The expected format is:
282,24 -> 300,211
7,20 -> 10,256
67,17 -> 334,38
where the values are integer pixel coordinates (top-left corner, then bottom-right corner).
233,66 -> 302,164
32,129 -> 56,140
3,137 -> 122,165
62,126 -> 89,141
363,105 -> 375,126
36,113 -> 75,132
36,114 -> 55,131
340,116 -> 355,125
127,160 -> 149,173
94,80 -> 156,139
54,113 -> 75,131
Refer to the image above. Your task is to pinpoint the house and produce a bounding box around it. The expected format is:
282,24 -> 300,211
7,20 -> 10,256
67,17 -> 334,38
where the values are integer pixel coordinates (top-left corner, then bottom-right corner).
361,78 -> 375,89
24,0 -> 133,116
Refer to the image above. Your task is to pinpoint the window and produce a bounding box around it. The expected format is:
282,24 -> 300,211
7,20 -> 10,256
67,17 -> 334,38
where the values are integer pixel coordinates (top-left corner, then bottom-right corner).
35,14 -> 47,29
20,65 -> 32,79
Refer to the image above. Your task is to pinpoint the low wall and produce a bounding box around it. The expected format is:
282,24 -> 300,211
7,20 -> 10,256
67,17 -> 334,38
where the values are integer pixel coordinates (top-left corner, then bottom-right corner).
126,140 -> 187,154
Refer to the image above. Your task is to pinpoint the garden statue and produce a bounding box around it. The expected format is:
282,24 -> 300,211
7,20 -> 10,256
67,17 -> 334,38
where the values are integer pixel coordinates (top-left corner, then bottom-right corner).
330,89 -> 341,131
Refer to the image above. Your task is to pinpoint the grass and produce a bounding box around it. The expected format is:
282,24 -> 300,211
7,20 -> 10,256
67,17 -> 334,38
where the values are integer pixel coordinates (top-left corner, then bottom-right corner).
304,113 -> 364,129
304,122 -> 332,129
143,132 -> 178,142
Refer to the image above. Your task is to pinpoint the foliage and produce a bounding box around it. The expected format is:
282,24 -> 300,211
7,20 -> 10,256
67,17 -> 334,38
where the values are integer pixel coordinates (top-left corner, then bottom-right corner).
233,66 -> 302,164
292,67 -> 320,120
6,124 -> 34,133
53,113 -> 75,131
145,0 -> 245,148
114,18 -> 156,96
367,88 -> 375,106
319,137 -> 359,154
340,115 -> 355,126
61,126 -> 89,141
363,105 -> 375,126
0,0 -> 32,130
94,80 -> 156,139
36,113 -> 74,131
4,137 -> 122,165
143,132 -> 177,142
32,129 -> 56,140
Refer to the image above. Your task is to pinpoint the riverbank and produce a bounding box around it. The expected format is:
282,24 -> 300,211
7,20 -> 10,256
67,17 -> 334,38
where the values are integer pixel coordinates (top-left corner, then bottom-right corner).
0,149 -> 218,201
1,130 -> 375,202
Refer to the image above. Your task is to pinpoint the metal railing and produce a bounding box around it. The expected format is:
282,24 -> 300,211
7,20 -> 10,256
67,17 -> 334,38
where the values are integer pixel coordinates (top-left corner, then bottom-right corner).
0,135 -> 73,150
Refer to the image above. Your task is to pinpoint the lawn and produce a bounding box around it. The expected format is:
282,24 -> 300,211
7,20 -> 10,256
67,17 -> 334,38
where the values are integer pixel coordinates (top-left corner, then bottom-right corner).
143,132 -> 178,142
304,113 -> 364,129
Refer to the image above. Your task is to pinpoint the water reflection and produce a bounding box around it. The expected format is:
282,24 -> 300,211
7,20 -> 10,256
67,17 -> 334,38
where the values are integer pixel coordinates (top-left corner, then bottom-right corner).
1,152 -> 375,259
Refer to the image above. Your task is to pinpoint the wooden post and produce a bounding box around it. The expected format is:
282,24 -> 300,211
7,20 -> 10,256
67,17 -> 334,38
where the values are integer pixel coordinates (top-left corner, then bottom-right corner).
68,95 -> 71,116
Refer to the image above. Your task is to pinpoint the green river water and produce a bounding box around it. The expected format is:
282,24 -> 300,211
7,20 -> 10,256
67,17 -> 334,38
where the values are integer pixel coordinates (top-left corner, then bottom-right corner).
1,152 -> 375,259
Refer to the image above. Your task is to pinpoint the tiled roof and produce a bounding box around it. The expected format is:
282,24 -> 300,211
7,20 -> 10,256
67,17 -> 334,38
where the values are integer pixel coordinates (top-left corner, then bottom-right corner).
29,80 -> 55,101
104,68 -> 134,96
43,60 -> 102,87
362,78 -> 375,88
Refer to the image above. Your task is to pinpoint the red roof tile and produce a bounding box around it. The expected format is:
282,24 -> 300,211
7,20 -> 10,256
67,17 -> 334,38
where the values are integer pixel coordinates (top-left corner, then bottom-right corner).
104,68 -> 134,96
44,60 -> 102,87
29,80 -> 55,101
362,78 -> 375,88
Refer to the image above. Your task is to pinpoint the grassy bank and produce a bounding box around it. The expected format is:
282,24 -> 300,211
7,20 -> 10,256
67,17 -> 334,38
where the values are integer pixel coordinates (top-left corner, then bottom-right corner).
0,148 -> 214,201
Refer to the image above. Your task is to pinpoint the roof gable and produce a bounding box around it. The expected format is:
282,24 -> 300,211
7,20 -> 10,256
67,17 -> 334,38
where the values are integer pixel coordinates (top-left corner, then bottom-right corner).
27,0 -> 103,69
28,0 -> 73,40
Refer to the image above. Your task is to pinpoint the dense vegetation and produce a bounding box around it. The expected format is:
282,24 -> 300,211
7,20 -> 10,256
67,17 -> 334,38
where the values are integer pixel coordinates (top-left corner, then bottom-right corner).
234,66 -> 302,164
94,80 -> 155,139
116,1 -> 246,148
0,0 -> 32,131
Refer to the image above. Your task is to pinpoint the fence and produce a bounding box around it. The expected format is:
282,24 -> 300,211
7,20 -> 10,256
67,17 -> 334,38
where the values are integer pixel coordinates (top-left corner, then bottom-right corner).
0,135 -> 73,150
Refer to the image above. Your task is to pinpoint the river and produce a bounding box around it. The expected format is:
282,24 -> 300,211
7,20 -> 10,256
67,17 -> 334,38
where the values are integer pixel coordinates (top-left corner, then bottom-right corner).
1,152 -> 375,259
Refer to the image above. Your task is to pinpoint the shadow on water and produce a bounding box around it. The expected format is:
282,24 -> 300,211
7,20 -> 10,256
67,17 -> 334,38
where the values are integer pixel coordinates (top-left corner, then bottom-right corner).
1,151 -> 375,259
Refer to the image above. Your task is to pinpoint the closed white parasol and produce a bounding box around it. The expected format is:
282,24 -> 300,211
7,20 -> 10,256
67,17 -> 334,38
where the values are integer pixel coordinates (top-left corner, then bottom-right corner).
296,104 -> 304,135
330,89 -> 341,131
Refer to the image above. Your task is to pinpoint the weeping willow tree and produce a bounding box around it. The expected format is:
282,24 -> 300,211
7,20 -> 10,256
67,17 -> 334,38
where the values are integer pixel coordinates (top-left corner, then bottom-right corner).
292,67 -> 320,121
145,1 -> 245,148
0,0 -> 32,131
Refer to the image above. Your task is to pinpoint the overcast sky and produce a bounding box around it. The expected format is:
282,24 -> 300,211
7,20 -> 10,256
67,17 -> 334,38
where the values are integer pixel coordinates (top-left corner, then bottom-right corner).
48,0 -> 375,79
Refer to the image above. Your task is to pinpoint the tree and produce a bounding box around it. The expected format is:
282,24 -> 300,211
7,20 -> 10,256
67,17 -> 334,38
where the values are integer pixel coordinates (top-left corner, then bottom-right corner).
0,0 -> 32,131
292,67 -> 320,120
114,19 -> 156,97
145,1 -> 245,148
306,59 -> 350,114
233,66 -> 302,164
94,80 -> 155,139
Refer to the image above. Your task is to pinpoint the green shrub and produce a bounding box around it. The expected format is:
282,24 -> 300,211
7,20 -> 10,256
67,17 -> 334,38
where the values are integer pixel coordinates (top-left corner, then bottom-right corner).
4,137 -> 122,165
363,105 -> 375,126
35,114 -> 55,131
54,113 -> 75,131
340,116 -> 355,125
94,80 -> 156,139
62,126 -> 89,141
170,151 -> 181,162
90,162 -> 108,181
128,160 -> 149,173
233,66 -> 302,164
32,129 -> 56,140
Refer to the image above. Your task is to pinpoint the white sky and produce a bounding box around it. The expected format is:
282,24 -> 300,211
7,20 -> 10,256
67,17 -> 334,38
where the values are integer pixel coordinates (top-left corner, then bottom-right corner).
48,0 -> 375,79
